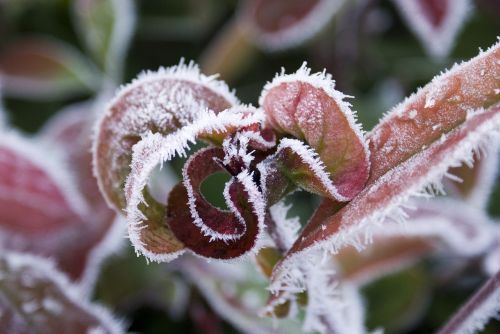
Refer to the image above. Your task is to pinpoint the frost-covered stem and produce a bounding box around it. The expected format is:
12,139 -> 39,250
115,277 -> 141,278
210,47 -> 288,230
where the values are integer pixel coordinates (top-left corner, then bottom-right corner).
438,270 -> 500,334
265,214 -> 289,254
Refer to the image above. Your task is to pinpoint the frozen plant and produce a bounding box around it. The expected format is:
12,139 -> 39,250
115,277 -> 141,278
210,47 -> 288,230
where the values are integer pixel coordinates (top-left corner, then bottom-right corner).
93,38 -> 500,333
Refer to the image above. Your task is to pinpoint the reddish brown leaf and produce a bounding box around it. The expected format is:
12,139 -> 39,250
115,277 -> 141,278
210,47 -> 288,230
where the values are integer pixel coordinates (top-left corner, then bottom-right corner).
0,252 -> 123,334
243,0 -> 342,50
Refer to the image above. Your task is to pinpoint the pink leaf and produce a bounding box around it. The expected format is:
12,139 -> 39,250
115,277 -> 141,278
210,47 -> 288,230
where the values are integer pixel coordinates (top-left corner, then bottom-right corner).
0,105 -> 121,286
391,0 -> 471,58
0,252 -> 123,334
93,60 -> 239,212
368,41 -> 499,182
0,38 -> 99,99
271,104 -> 500,295
259,63 -> 370,201
243,0 -> 344,50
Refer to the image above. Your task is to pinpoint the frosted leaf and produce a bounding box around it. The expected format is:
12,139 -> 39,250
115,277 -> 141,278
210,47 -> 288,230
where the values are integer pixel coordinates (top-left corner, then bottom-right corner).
72,0 -> 135,79
445,143 -> 499,209
244,0 -> 345,50
124,109 -> 266,262
391,0 -> 470,58
0,38 -> 99,100
0,106 -> 123,289
336,237 -> 431,286
264,255 -> 368,334
337,198 -> 494,286
260,63 -> 370,200
0,131 -> 88,233
437,270 -> 500,334
166,148 -> 266,259
258,138 -> 356,204
181,256 -> 302,334
369,40 -> 500,182
271,104 -> 500,295
0,252 -> 123,334
93,60 -> 239,211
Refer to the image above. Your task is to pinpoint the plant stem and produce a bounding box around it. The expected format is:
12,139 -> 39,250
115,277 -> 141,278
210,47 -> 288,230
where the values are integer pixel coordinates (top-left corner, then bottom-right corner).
437,269 -> 500,334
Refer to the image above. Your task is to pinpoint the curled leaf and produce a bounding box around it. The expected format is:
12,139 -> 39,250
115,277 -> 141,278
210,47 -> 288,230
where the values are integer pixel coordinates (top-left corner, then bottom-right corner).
124,108 -> 266,262
93,60 -> 239,211
0,252 -> 123,334
167,147 -> 265,259
259,63 -> 370,201
0,38 -> 99,100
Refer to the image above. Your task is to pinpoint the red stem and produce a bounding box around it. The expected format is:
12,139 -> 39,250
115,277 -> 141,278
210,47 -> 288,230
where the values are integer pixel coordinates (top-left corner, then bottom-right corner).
437,270 -> 500,334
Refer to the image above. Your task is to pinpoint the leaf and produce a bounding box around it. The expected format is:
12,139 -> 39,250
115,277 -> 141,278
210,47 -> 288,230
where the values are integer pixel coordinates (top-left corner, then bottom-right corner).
336,198 -> 494,286
0,108 -> 121,287
124,108 -> 266,262
271,103 -> 500,295
445,143 -> 499,209
166,147 -> 265,259
0,38 -> 100,100
93,60 -> 239,212
0,252 -> 123,334
299,39 -> 500,249
181,256 -> 303,334
259,63 -> 370,201
39,102 -> 122,288
72,0 -> 136,79
391,0 -> 471,58
368,41 -> 499,182
243,0 -> 345,50
437,269 -> 500,334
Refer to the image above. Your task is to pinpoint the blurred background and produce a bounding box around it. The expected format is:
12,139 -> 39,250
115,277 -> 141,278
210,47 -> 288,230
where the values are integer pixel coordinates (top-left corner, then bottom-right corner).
0,0 -> 499,333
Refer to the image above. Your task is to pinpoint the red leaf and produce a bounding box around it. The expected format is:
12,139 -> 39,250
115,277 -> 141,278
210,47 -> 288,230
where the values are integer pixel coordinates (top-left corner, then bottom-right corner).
167,147 -> 265,259
259,64 -> 370,201
368,41 -> 499,182
272,104 -> 500,292
391,0 -> 471,58
243,0 -> 342,50
0,252 -> 123,334
1,105 -> 120,285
